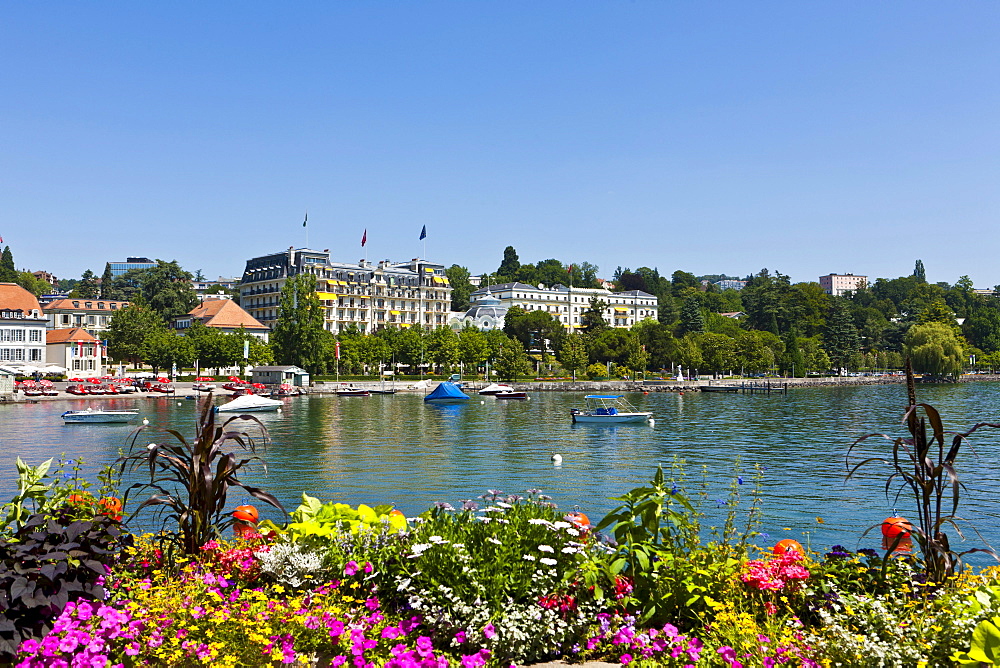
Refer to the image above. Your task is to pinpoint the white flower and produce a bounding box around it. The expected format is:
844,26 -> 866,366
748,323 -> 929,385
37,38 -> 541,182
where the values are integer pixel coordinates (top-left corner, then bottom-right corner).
477,516 -> 492,522
523,554 -> 536,561
538,545 -> 554,553
552,521 -> 571,530
566,527 -> 580,536
410,543 -> 432,556
488,537 -> 502,545
452,543 -> 465,550
481,507 -> 504,513
494,518 -> 510,524
539,558 -> 557,566
429,535 -> 448,544
496,501 -> 512,509
528,519 -> 550,526
561,546 -> 578,554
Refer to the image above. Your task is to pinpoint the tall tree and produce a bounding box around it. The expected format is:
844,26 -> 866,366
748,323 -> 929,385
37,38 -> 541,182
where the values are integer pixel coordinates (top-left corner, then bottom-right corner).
913,259 -> 926,283
426,326 -> 460,373
139,260 -> 198,323
77,270 -> 100,298
677,295 -> 705,336
107,304 -> 165,366
494,338 -> 531,381
580,297 -> 610,333
445,264 -> 474,312
496,246 -> 521,282
502,306 -> 565,352
824,298 -> 860,372
100,263 -> 115,299
457,326 -> 489,374
0,247 -> 16,283
557,333 -> 589,380
270,273 -> 326,373
141,330 -> 196,373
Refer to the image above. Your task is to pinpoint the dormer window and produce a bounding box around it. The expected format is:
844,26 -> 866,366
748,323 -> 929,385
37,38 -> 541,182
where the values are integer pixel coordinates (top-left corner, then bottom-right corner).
98,303 -> 105,309
85,302 -> 92,309
72,301 -> 80,308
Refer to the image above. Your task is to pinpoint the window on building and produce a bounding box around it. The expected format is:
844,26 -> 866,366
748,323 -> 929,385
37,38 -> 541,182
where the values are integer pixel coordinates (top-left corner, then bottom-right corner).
29,329 -> 41,342
30,349 -> 41,361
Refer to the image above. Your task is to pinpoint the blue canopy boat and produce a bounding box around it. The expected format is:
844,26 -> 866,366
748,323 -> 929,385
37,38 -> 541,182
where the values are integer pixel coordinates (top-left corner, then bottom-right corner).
424,381 -> 470,404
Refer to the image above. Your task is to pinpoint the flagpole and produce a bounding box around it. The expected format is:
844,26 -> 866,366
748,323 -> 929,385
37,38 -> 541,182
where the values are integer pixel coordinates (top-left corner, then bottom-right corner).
303,211 -> 309,248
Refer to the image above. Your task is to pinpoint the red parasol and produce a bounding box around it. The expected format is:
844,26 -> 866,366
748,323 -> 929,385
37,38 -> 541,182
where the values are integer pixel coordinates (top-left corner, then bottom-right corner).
101,374 -> 114,379
157,377 -> 169,383
228,376 -> 241,382
195,376 -> 215,381
251,383 -> 266,389
87,378 -> 101,384
69,377 -> 84,382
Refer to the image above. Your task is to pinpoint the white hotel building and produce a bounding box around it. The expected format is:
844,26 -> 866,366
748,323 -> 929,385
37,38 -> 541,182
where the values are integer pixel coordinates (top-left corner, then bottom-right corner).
240,248 -> 453,334
468,282 -> 658,331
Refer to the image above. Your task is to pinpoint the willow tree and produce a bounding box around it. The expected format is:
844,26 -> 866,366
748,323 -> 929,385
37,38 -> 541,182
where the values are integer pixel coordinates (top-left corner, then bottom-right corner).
905,322 -> 965,378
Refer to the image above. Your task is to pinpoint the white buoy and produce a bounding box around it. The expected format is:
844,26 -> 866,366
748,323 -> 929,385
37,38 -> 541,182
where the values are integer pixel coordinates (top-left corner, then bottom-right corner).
551,453 -> 562,465
649,419 -> 656,427
177,402 -> 182,406
142,418 -> 149,425
277,408 -> 282,413
481,400 -> 485,405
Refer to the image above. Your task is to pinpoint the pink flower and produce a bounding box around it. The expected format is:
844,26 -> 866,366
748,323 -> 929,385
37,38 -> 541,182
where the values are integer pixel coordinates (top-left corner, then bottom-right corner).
454,630 -> 467,644
483,623 -> 496,640
620,654 -> 633,665
364,562 -> 373,574
381,626 -> 402,639
344,561 -> 359,576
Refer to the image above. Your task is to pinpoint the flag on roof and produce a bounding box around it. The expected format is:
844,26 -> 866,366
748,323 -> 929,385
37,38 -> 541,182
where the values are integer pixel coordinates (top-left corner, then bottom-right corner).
419,225 -> 426,240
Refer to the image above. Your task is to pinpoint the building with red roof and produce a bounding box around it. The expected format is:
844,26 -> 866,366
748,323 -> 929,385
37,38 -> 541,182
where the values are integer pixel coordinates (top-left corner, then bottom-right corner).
0,283 -> 47,369
174,298 -> 270,342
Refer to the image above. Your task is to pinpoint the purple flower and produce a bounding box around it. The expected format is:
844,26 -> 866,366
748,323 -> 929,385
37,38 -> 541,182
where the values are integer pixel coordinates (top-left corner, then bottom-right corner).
621,654 -> 633,665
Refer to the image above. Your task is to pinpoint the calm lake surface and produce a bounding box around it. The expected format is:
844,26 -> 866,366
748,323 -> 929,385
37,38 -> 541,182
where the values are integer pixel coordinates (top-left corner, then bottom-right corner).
3,383 -> 1000,556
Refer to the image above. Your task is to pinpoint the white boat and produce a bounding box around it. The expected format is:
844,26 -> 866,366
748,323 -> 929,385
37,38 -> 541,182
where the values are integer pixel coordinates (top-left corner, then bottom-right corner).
479,383 -> 514,395
192,382 -> 217,392
216,394 -> 284,413
61,408 -> 139,424
570,395 -> 653,424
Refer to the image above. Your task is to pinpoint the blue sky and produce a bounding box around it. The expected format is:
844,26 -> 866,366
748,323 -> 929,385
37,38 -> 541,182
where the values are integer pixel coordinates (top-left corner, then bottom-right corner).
2,3 -> 998,287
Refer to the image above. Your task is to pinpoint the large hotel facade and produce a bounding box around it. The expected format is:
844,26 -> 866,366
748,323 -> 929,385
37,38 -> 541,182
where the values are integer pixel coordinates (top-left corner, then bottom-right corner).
468,282 -> 658,331
240,248 -> 452,334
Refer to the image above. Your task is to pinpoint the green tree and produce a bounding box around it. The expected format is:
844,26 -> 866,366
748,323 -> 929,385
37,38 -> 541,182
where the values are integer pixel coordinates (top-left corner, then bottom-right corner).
905,322 -> 965,378
732,330 -> 774,374
396,327 -> 428,372
15,271 -> 51,296
0,247 -> 15,283
963,307 -> 1000,353
226,328 -> 273,372
557,333 -> 589,380
108,268 -> 145,301
696,332 -> 735,375
270,273 -> 326,374
457,326 -> 489,374
107,304 -> 164,366
580,297 -> 609,333
502,306 -> 565,353
358,334 -> 392,375
671,270 -> 698,290
186,321 -> 234,370
100,263 -> 115,299
634,320 -> 674,371
678,294 -> 705,336
913,259 -> 926,283
494,338 -> 531,381
427,327 -> 460,373
77,270 -> 100,298
140,260 -> 199,323
141,330 -> 195,373
497,246 -> 521,282
823,298 -> 860,373
445,265 -> 475,312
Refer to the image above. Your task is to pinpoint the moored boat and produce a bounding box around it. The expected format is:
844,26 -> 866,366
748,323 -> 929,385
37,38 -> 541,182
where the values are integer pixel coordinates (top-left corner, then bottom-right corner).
61,408 -> 139,424
424,381 -> 470,404
478,383 -> 514,395
494,390 -> 528,400
216,394 -> 284,413
337,386 -> 371,397
570,395 -> 653,424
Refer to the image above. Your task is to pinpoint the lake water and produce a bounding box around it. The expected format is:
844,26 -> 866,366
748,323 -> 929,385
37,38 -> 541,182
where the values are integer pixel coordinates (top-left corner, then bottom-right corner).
3,383 -> 1000,556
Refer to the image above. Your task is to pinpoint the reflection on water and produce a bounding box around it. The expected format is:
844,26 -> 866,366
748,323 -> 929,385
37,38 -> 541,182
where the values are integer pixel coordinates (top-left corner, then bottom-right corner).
3,384 -> 1000,556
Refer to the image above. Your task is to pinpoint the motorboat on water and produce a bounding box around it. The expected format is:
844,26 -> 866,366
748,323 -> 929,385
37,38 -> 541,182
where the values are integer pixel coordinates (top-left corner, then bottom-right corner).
61,408 -> 139,424
570,395 -> 653,424
494,390 -> 528,400
336,386 -> 371,397
424,381 -> 470,404
216,393 -> 284,413
478,383 -> 514,395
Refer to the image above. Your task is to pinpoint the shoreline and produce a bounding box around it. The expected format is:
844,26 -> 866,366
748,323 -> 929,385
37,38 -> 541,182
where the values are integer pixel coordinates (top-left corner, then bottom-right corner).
6,373 -> 999,405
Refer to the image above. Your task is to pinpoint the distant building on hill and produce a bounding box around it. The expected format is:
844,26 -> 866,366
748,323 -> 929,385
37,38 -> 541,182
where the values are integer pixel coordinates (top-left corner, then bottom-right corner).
468,282 -> 657,331
107,257 -> 156,278
819,273 -> 867,297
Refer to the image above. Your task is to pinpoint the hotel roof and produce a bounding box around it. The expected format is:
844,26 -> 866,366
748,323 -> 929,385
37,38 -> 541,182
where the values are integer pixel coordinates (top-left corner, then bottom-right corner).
0,283 -> 43,315
46,327 -> 99,343
44,299 -> 130,311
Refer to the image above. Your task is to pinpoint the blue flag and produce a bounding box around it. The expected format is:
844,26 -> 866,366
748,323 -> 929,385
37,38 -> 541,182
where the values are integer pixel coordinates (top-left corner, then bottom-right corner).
419,225 -> 427,240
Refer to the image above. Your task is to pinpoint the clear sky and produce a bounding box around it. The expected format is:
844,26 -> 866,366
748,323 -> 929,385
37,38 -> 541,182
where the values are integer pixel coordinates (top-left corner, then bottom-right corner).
2,3 -> 998,287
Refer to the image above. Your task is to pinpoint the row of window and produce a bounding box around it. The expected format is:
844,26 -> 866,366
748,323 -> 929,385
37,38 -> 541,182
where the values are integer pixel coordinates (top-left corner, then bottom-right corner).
54,314 -> 109,327
0,329 -> 43,342
0,348 -> 42,361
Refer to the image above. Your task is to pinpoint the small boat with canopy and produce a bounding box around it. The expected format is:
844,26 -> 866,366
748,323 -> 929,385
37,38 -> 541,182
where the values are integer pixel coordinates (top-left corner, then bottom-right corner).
570,395 -> 653,424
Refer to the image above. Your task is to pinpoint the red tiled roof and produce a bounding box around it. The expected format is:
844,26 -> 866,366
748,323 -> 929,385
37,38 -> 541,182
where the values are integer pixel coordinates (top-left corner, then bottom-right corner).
45,327 -> 98,344
188,299 -> 268,331
0,283 -> 43,315
44,299 -> 130,311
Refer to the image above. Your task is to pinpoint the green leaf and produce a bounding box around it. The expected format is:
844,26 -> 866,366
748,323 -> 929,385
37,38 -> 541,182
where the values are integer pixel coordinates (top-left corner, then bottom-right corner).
968,618 -> 1000,663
